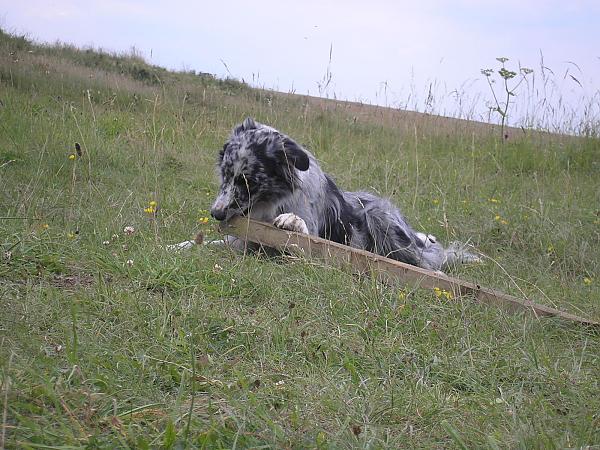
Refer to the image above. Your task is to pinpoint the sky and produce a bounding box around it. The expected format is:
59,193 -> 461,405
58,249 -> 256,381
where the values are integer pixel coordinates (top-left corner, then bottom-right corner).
2,0 -> 599,130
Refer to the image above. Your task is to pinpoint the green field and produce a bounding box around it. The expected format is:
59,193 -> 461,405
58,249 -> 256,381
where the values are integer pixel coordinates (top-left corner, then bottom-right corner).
1,30 -> 599,448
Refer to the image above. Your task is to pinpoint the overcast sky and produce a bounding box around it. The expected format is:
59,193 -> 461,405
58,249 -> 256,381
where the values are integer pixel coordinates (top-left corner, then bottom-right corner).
2,0 -> 599,129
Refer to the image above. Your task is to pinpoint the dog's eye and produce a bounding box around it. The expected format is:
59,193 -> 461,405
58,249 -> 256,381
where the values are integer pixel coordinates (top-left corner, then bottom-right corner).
234,175 -> 249,186
252,140 -> 268,153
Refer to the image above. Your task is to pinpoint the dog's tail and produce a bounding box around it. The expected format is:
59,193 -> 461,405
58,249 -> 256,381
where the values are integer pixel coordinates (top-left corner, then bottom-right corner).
440,241 -> 482,271
413,232 -> 481,271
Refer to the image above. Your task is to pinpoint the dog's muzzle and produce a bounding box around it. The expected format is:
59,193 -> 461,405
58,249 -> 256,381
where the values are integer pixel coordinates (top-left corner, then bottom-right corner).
210,206 -> 227,221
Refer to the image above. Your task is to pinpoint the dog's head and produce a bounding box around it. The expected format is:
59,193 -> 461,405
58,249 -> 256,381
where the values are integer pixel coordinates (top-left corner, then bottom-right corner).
210,118 -> 310,221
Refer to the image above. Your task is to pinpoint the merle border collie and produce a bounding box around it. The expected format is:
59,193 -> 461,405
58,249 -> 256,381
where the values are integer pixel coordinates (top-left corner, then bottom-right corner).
172,118 -> 479,271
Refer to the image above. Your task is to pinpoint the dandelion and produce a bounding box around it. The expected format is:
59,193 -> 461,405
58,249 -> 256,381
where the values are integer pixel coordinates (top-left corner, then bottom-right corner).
143,200 -> 158,215
67,232 -> 75,239
494,215 -> 508,225
584,277 -> 593,286
41,223 -> 49,230
68,154 -> 76,161
433,287 -> 453,299
123,226 -> 135,235
432,198 -> 439,205
198,217 -> 209,224
488,198 -> 500,203
398,290 -> 406,301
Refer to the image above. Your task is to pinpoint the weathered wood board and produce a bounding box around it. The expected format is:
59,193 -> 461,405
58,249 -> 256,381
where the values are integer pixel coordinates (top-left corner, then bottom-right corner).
222,217 -> 598,328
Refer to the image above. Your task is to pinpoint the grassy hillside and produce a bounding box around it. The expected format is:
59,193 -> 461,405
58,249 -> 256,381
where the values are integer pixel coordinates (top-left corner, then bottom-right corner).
1,29 -> 599,448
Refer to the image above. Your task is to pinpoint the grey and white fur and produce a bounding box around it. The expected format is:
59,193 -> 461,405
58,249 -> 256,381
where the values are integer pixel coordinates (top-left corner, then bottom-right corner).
176,118 -> 479,271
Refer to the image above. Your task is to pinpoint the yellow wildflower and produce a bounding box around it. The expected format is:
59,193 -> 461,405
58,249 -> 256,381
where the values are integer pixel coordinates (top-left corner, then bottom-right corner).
432,199 -> 439,205
149,200 -> 157,207
198,217 -> 209,224
68,154 -> 76,161
67,232 -> 75,239
41,223 -> 49,230
494,215 -> 508,224
583,277 -> 593,286
433,287 -> 453,299
488,198 -> 500,203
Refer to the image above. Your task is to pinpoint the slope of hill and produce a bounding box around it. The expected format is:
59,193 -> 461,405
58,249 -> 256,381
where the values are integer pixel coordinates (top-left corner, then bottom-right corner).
1,29 -> 598,448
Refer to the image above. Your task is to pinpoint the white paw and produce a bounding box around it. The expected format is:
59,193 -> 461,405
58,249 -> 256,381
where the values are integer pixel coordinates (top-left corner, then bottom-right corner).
273,213 -> 309,234
166,240 -> 196,251
416,232 -> 437,247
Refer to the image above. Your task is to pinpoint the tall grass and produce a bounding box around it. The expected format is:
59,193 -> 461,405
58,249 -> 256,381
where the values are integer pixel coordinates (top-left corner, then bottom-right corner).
1,29 -> 599,448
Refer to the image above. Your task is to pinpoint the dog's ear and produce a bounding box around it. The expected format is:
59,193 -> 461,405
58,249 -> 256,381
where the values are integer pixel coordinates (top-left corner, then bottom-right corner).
242,117 -> 257,130
218,142 -> 228,162
234,117 -> 257,135
282,137 -> 310,171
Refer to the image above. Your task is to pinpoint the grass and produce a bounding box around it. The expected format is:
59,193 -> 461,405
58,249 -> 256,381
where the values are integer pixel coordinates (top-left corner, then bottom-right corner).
1,29 -> 599,448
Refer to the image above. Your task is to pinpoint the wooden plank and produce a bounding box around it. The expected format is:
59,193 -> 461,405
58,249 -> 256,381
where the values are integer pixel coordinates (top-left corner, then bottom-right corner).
222,216 -> 599,328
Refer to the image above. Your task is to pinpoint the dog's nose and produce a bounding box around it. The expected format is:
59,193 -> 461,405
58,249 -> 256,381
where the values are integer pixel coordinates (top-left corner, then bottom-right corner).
210,208 -> 227,221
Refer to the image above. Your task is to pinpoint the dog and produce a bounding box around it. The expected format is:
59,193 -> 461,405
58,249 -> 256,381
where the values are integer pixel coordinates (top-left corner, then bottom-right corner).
172,118 -> 479,271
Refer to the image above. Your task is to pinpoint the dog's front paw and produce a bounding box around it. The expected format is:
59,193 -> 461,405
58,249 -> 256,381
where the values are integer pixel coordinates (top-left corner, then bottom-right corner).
273,213 -> 309,234
416,232 -> 437,248
166,240 -> 196,251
